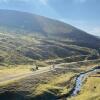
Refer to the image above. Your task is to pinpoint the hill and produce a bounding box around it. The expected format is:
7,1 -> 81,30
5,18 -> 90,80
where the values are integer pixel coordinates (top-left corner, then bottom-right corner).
0,9 -> 100,65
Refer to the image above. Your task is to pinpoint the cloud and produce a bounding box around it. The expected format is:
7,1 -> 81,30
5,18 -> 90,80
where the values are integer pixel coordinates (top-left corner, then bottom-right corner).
0,0 -> 29,3
89,27 -> 100,36
0,0 -> 49,5
39,0 -> 48,5
0,0 -> 7,3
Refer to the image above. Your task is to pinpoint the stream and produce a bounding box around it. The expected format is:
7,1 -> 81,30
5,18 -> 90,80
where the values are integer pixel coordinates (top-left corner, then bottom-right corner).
71,66 -> 100,96
57,66 -> 100,100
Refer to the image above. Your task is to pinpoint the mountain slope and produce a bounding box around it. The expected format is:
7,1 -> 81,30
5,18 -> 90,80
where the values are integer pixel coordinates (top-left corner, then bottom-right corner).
0,9 -> 100,65
0,9 -> 100,48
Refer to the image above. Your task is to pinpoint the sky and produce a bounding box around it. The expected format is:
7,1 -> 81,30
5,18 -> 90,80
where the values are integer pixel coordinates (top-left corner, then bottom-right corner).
0,0 -> 100,36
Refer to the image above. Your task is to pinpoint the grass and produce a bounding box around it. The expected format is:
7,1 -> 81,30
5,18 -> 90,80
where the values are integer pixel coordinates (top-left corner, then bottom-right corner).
33,72 -> 75,96
36,61 -> 49,67
0,65 -> 32,86
0,65 -> 31,76
69,73 -> 100,100
1,29 -> 99,65
0,60 -> 99,100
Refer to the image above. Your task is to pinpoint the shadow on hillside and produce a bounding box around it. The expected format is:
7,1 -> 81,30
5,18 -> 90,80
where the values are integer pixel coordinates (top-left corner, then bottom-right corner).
0,91 -> 57,100
0,91 -> 29,100
31,91 -> 57,100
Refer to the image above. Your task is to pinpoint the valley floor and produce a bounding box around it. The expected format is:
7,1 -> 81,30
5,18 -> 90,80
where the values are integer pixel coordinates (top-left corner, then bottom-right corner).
0,59 -> 100,100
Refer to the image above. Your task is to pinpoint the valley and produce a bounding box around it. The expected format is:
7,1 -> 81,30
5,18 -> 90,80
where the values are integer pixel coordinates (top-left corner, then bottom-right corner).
0,9 -> 100,100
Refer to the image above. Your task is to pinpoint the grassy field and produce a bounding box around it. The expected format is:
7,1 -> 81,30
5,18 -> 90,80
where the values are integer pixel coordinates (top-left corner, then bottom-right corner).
0,60 -> 99,100
0,65 -> 32,86
0,61 -> 49,78
0,65 -> 32,76
33,72 -> 75,96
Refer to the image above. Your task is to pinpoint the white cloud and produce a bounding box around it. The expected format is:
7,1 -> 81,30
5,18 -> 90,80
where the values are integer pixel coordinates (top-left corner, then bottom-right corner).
0,0 -> 7,3
39,0 -> 48,5
0,0 -> 29,3
89,27 -> 100,36
0,0 -> 49,5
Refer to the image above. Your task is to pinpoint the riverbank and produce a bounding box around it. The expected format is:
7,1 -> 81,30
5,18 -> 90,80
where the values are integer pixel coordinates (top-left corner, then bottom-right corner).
69,72 -> 100,100
57,66 -> 100,100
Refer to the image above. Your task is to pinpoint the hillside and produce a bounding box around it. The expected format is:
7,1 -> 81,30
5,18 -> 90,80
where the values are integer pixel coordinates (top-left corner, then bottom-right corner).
0,9 -> 100,65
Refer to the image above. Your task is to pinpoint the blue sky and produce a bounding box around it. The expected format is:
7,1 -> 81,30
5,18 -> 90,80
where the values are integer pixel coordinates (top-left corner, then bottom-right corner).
0,0 -> 100,36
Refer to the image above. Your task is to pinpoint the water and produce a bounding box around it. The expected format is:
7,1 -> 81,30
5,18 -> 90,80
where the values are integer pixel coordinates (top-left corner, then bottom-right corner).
72,73 -> 85,96
71,67 -> 100,96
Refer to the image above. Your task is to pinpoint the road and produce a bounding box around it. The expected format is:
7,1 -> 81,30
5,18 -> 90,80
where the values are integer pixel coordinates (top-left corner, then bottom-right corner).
0,62 -> 67,85
0,59 -> 99,85
0,66 -> 52,85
